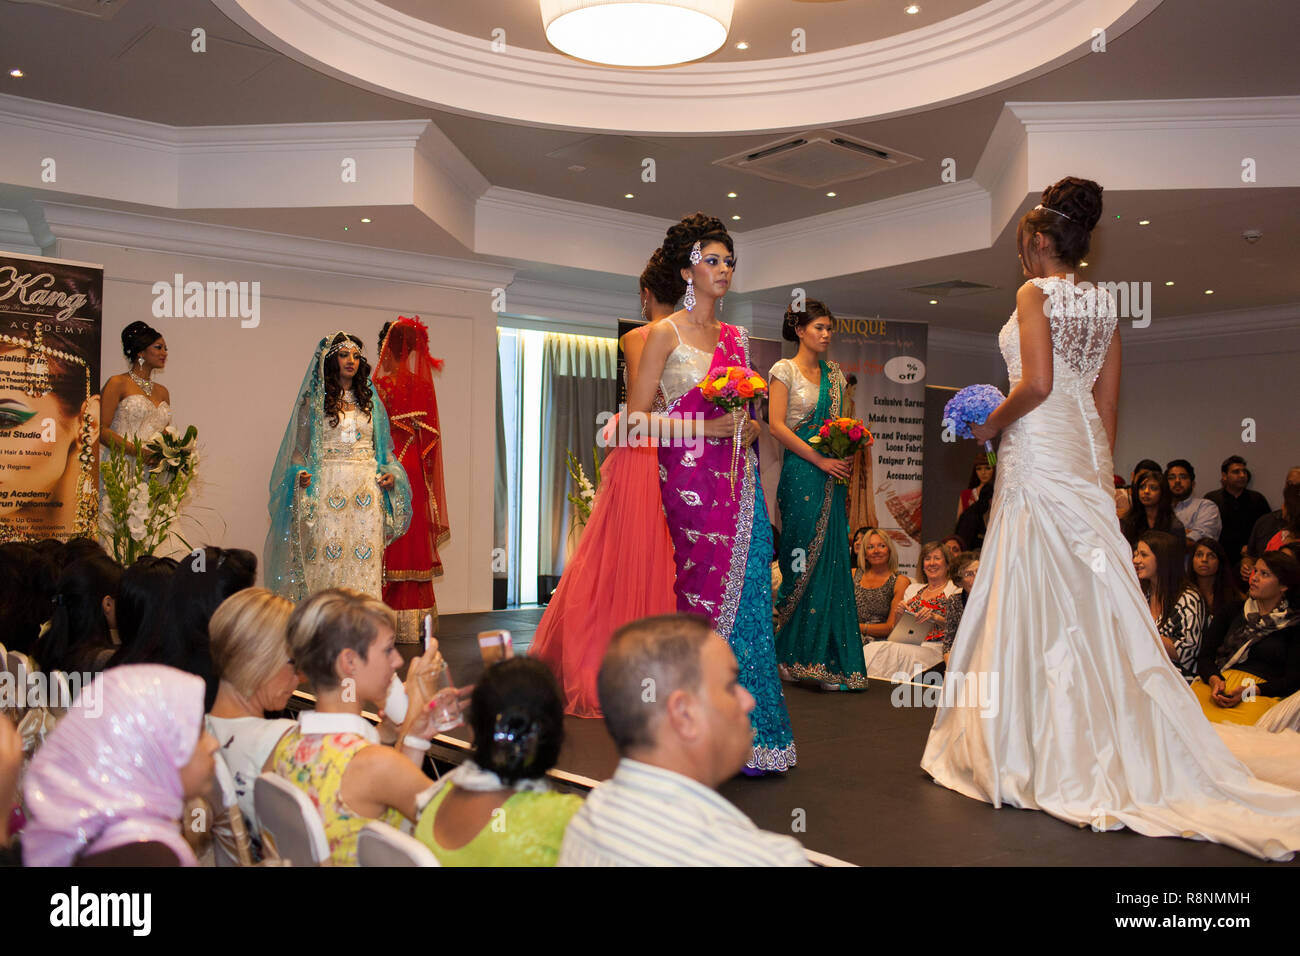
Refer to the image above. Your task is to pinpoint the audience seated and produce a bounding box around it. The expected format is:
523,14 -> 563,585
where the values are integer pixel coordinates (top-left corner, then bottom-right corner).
115,547 -> 255,709
559,614 -> 809,866
0,543 -> 56,654
415,658 -> 581,866
1248,466 -> 1300,556
107,556 -> 178,668
1192,551 -> 1300,725
0,716 -> 19,857
940,551 -> 980,666
31,555 -> 122,676
954,481 -> 992,551
1120,469 -> 1185,547
939,535 -> 965,563
1115,458 -> 1161,520
22,664 -> 218,866
271,588 -> 442,866
1191,537 -> 1244,620
852,529 -> 910,642
1207,455 -> 1272,561
1133,531 -> 1207,680
205,588 -> 300,861
860,541 -> 960,680
1166,459 -> 1222,546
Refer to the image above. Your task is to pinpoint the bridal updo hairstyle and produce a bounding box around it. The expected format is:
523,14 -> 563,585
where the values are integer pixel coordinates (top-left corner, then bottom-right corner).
783,299 -> 834,342
662,213 -> 734,277
121,321 -> 162,365
468,658 -> 565,785
1017,176 -> 1104,270
639,247 -> 686,308
322,331 -> 373,428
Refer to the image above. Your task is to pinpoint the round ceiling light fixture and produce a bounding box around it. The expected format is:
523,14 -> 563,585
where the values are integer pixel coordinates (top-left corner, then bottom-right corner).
540,0 -> 734,67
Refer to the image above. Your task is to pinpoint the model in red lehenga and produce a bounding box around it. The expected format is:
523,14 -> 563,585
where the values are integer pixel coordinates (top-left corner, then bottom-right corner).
374,316 -> 450,642
529,251 -> 682,716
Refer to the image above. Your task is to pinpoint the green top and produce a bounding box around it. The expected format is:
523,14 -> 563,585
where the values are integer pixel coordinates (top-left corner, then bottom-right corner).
414,783 -> 582,867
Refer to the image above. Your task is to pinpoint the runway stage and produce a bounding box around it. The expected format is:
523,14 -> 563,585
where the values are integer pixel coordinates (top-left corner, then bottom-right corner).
407,608 -> 1293,868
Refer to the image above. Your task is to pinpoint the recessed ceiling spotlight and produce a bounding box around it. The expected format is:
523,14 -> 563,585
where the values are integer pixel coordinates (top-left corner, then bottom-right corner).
1079,261 -> 1088,267
731,215 -> 741,221
929,299 -> 938,305
360,217 -> 371,223
624,193 -> 634,199
735,41 -> 749,50
1165,281 -> 1175,286
727,191 -> 737,198
9,69 -> 23,78
1138,219 -> 1151,226
905,4 -> 921,14
826,191 -> 837,197
1204,289 -> 1214,295
568,164 -> 586,172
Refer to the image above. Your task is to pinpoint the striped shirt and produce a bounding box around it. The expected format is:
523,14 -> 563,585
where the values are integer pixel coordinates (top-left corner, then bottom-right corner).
557,759 -> 811,867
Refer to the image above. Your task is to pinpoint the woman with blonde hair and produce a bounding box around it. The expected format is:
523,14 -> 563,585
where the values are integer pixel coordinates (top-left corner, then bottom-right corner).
852,529 -> 910,643
205,588 -> 300,857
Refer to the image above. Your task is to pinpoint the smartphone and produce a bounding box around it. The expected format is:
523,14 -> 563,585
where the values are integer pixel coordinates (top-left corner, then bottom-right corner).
478,629 -> 513,665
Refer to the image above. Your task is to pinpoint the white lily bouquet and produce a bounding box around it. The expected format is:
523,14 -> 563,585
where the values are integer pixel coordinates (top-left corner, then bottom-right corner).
565,447 -> 600,536
101,424 -> 199,563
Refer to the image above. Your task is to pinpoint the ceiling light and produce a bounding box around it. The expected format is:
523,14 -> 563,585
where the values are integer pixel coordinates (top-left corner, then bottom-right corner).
1165,281 -> 1174,286
1204,289 -> 1214,295
360,217 -> 371,223
905,4 -> 921,14
727,191 -> 737,198
568,164 -> 586,172
9,69 -> 23,78
735,41 -> 748,50
1138,219 -> 1150,226
929,299 -> 938,305
731,215 -> 741,220
541,0 -> 734,67
1079,261 -> 1088,267
624,193 -> 634,199
826,191 -> 837,197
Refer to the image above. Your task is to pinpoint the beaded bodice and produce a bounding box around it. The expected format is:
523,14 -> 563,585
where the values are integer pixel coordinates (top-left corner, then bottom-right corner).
661,337 -> 715,406
322,407 -> 374,458
110,394 -> 171,443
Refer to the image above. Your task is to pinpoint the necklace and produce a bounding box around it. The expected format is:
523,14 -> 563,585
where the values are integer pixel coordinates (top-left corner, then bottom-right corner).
129,369 -> 153,397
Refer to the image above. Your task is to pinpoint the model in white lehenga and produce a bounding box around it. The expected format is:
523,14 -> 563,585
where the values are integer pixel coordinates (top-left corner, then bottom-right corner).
922,187 -> 1300,861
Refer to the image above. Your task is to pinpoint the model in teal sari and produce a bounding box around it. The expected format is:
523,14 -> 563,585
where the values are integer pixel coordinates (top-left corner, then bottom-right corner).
772,359 -> 866,689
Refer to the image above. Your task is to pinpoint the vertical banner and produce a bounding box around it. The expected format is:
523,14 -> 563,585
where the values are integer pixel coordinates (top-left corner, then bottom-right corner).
0,253 -> 104,543
833,317 -> 927,570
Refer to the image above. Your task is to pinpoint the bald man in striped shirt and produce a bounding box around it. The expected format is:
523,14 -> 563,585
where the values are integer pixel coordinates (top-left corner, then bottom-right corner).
558,614 -> 810,867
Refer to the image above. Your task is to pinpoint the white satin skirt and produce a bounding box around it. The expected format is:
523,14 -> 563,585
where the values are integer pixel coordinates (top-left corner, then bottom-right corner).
921,387 -> 1300,861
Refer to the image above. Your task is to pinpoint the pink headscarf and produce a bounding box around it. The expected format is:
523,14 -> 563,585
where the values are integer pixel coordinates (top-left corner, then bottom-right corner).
22,665 -> 205,867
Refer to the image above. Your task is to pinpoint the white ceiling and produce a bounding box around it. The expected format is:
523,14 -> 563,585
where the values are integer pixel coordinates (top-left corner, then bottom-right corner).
0,0 -> 1296,329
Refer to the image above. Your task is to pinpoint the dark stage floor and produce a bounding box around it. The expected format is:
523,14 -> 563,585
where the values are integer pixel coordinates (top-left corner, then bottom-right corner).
414,608 -> 1295,868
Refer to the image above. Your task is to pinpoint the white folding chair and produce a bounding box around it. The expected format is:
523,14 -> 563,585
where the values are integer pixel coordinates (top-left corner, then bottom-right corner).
254,773 -> 331,866
357,821 -> 440,867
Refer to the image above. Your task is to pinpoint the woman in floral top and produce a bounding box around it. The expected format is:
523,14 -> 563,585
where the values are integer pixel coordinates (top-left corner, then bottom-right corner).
271,589 -> 446,865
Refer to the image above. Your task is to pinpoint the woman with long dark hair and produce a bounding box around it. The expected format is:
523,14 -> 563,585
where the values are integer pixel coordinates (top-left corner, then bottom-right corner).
1120,468 -> 1184,546
1133,530 -> 1207,680
264,332 -> 411,602
31,554 -> 122,674
1191,537 -> 1243,620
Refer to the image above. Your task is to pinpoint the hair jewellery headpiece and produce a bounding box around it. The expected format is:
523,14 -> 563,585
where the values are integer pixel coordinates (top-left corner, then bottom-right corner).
492,710 -> 541,770
1034,204 -> 1073,222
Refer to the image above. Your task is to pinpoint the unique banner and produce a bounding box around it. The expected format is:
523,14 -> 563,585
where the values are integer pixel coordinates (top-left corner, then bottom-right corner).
828,316 -> 928,570
0,252 -> 104,543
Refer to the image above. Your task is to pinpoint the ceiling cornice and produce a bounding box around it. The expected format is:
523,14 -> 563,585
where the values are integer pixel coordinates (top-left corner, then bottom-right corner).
210,0 -> 1162,134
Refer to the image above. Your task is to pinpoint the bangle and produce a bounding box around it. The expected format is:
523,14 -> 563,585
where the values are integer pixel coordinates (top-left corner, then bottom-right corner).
402,735 -> 432,752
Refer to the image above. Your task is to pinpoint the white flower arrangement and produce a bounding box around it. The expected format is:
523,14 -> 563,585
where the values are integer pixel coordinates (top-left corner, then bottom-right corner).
565,447 -> 602,535
101,424 -> 199,563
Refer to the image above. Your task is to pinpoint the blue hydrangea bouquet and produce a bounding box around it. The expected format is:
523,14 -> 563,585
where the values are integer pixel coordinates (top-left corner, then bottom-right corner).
943,384 -> 1006,466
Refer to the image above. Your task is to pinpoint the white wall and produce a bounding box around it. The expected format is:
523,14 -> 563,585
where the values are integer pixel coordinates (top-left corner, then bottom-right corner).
52,228 -> 505,615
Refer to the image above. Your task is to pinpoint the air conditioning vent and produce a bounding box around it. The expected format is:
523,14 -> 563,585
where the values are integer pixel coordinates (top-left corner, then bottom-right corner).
904,280 -> 998,298
714,129 -> 920,189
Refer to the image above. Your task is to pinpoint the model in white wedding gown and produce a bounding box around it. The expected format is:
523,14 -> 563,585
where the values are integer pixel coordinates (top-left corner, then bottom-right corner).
109,393 -> 172,445
921,276 -> 1300,861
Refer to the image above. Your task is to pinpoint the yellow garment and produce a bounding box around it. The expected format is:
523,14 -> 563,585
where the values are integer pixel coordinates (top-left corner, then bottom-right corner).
414,782 -> 581,867
270,726 -> 404,866
1191,669 -> 1282,726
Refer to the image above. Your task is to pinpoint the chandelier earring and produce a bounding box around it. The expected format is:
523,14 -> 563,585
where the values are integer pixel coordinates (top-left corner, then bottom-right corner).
683,278 -> 696,312
639,298 -> 648,322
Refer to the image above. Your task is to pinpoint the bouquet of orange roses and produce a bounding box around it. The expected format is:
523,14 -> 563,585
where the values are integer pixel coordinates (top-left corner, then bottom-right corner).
808,416 -> 873,485
698,366 -> 767,497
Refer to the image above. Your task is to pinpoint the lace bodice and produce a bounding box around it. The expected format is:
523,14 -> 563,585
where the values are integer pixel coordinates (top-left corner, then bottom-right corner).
660,325 -> 715,407
1001,276 -> 1118,390
110,394 -> 171,443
